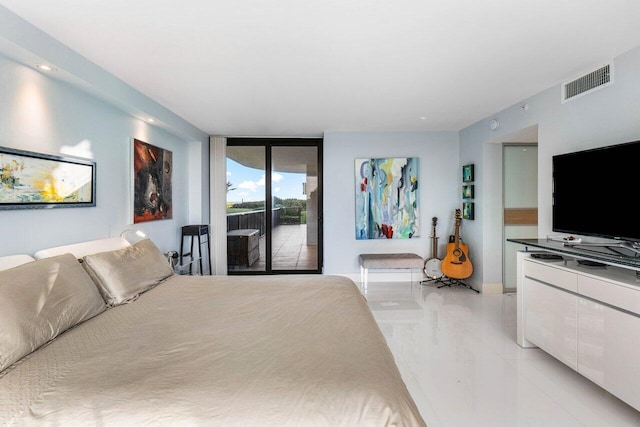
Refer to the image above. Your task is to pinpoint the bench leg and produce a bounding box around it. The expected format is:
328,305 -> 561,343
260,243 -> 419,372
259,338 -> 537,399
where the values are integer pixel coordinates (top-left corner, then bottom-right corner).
360,266 -> 369,291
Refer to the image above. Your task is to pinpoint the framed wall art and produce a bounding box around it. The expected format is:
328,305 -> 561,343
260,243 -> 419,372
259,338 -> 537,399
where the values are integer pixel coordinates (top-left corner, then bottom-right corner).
132,138 -> 173,223
462,164 -> 474,182
462,184 -> 474,199
355,157 -> 419,239
0,146 -> 96,210
463,202 -> 475,220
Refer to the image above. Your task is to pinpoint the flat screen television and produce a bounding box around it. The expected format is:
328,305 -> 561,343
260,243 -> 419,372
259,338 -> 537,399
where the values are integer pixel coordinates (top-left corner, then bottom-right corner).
552,139 -> 640,243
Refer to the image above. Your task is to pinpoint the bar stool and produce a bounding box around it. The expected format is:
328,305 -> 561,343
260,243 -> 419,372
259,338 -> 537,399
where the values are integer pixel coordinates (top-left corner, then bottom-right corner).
179,225 -> 212,275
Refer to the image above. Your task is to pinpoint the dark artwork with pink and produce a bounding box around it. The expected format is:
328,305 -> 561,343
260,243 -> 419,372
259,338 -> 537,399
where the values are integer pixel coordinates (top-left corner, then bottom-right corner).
133,139 -> 172,223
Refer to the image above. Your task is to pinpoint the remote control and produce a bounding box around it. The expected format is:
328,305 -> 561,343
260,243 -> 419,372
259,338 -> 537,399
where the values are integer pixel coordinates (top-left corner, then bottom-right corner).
530,253 -> 563,260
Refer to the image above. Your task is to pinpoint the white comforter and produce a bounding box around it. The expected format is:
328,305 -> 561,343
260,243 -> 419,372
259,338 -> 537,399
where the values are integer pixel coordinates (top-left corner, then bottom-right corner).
0,274 -> 425,426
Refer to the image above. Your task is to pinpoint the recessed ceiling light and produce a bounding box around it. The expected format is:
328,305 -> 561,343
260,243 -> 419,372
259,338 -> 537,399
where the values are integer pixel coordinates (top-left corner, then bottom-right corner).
35,64 -> 56,72
420,116 -> 427,120
147,118 -> 155,123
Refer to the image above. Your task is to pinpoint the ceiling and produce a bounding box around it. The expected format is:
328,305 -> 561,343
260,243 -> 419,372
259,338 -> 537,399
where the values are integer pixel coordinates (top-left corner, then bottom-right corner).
1,1 -> 640,137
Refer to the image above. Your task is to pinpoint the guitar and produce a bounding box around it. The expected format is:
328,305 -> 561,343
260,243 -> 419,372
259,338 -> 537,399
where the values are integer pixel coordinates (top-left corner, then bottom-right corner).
424,217 -> 443,279
441,209 -> 473,279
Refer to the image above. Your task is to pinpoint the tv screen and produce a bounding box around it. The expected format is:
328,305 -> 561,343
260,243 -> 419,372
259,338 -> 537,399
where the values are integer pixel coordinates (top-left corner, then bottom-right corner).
552,140 -> 640,242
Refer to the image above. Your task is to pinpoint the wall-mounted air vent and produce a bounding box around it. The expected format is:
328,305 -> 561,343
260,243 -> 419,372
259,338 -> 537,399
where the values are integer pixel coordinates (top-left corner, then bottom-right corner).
562,63 -> 613,103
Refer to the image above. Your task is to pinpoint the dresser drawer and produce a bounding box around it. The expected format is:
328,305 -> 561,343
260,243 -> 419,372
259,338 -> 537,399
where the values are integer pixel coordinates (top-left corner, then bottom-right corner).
523,259 -> 578,292
578,275 -> 640,316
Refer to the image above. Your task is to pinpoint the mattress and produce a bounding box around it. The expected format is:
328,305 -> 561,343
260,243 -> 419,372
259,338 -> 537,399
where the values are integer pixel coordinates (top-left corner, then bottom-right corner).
0,274 -> 425,426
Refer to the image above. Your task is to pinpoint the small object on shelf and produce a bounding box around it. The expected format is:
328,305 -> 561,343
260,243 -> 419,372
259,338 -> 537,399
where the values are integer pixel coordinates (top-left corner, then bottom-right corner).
577,259 -> 607,267
547,235 -> 582,243
530,253 -> 564,260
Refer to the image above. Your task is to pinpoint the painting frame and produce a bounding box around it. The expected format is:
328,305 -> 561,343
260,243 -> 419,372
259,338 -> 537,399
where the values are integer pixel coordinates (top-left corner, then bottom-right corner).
0,145 -> 96,210
462,164 -> 474,182
462,184 -> 474,199
463,202 -> 475,220
355,157 -> 419,240
132,138 -> 173,224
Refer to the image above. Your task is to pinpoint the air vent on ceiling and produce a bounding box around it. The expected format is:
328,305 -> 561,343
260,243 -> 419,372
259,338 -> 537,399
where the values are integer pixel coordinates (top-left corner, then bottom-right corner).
562,63 -> 613,103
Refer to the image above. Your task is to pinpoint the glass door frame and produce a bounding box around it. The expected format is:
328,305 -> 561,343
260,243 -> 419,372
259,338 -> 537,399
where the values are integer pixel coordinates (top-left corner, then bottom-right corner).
226,137 -> 323,275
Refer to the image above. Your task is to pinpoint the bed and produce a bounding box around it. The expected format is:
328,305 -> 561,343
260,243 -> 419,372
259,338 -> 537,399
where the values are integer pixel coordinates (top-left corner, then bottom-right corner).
0,237 -> 426,426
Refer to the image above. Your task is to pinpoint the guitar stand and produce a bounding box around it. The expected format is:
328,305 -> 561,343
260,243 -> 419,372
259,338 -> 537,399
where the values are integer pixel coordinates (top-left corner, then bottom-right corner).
420,276 -> 446,286
426,276 -> 479,293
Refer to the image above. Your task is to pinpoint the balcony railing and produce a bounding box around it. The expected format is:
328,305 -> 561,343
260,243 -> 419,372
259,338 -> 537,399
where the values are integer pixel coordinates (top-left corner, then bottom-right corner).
227,208 -> 305,235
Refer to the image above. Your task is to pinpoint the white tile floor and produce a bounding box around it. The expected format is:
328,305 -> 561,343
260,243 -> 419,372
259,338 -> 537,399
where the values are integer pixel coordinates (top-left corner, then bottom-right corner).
361,280 -> 640,427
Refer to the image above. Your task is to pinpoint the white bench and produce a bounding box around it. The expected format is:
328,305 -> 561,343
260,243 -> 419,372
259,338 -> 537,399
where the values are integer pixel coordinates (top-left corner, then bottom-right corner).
358,253 -> 424,290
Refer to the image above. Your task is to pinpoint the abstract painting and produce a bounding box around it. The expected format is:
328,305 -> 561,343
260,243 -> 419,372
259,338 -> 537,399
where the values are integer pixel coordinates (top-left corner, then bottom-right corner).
462,184 -> 474,199
133,139 -> 172,223
0,146 -> 95,209
355,157 -> 419,239
462,164 -> 474,182
463,202 -> 475,220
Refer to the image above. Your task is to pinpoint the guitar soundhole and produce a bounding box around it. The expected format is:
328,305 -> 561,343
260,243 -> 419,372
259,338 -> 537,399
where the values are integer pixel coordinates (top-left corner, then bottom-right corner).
452,248 -> 467,262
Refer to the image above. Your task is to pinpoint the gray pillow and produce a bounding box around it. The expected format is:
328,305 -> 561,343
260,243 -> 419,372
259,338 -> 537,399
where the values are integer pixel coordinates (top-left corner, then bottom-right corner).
82,238 -> 174,306
0,253 -> 106,373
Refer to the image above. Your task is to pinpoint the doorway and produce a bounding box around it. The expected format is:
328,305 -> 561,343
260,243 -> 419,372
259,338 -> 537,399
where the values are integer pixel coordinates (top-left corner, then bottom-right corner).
225,138 -> 323,274
503,143 -> 538,291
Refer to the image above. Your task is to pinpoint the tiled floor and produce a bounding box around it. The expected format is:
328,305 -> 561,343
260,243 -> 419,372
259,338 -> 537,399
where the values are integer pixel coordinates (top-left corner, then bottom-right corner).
362,280 -> 640,427
229,224 -> 317,272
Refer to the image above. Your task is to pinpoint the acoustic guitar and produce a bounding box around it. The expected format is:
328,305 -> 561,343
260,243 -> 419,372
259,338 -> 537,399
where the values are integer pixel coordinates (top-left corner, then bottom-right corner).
441,209 -> 473,279
424,217 -> 443,279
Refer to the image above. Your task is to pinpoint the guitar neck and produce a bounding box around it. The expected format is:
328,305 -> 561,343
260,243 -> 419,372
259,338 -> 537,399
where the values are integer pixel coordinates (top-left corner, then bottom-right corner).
453,210 -> 462,249
430,218 -> 438,258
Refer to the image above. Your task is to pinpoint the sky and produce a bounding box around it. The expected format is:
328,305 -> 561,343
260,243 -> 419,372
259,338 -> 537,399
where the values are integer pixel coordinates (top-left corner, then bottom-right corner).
226,158 -> 306,203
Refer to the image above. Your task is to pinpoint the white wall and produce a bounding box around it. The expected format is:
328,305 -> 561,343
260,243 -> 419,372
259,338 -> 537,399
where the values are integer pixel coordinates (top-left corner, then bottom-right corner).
459,45 -> 640,290
0,54 -> 199,256
323,131 -> 460,276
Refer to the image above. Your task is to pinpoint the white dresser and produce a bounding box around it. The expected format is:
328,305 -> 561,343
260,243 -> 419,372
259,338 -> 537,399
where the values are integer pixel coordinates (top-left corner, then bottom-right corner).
516,251 -> 640,411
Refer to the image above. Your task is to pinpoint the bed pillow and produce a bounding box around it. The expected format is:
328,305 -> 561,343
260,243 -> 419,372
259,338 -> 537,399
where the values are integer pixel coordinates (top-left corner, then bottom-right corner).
34,237 -> 131,260
82,238 -> 174,306
0,254 -> 35,271
0,253 -> 107,373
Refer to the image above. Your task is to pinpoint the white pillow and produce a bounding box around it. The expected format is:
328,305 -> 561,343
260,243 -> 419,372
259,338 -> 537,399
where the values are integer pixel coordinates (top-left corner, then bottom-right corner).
0,253 -> 106,373
0,254 -> 35,271
82,238 -> 174,306
34,237 -> 131,260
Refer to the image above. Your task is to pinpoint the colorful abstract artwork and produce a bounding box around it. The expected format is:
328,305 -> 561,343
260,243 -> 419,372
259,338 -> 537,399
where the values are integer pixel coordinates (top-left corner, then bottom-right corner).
463,202 -> 475,220
133,139 -> 172,223
0,146 -> 95,210
462,184 -> 474,199
355,157 -> 419,239
462,164 -> 474,182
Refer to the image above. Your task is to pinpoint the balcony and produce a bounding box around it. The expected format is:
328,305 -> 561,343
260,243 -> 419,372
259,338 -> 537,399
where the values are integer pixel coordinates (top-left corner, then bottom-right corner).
227,209 -> 317,272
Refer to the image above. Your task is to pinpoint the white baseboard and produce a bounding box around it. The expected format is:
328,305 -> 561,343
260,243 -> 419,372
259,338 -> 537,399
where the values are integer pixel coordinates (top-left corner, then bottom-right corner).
482,282 -> 504,294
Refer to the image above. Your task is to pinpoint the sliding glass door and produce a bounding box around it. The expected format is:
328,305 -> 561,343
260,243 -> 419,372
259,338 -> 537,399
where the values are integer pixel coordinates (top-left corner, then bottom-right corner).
226,139 -> 322,274
226,145 -> 266,272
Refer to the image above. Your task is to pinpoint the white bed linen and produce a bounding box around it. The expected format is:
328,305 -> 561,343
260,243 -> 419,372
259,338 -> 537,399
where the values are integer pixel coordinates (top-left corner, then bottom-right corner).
0,274 -> 426,426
